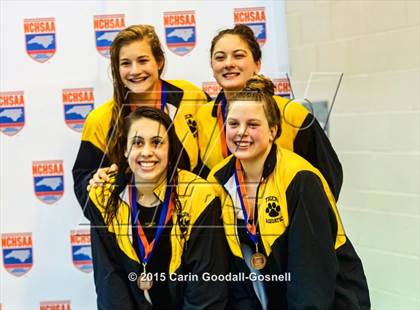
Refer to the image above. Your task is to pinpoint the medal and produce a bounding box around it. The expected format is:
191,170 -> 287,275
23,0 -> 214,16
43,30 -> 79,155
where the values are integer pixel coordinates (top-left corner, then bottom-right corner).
137,275 -> 153,290
250,244 -> 267,270
137,264 -> 153,291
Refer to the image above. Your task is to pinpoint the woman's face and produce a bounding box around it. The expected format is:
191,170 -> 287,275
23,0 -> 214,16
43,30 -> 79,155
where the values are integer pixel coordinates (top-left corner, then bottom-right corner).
119,39 -> 163,96
125,117 -> 169,186
211,34 -> 261,93
226,101 -> 276,163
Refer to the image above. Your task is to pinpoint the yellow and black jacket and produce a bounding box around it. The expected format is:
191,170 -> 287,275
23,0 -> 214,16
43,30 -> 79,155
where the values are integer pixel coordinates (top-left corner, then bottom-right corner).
73,79 -> 207,207
197,91 -> 343,200
80,169 -> 228,310
208,145 -> 370,309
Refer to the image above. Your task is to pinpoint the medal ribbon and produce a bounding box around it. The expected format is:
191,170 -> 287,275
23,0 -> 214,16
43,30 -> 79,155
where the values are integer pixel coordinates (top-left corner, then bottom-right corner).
217,94 -> 230,158
158,80 -> 167,112
129,177 -> 174,264
234,159 -> 258,245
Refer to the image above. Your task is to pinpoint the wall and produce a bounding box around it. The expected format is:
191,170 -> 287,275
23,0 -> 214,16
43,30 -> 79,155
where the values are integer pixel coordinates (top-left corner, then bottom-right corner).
285,1 -> 419,308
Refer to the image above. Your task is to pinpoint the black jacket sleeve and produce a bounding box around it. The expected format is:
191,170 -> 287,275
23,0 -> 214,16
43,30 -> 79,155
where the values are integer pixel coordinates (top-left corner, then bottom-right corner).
72,141 -> 109,209
286,171 -> 338,309
86,199 -> 141,310
293,114 -> 343,200
182,197 -> 229,310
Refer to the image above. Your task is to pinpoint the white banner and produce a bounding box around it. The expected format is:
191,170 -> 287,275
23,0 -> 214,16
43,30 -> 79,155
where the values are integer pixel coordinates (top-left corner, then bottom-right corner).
0,1 -> 288,309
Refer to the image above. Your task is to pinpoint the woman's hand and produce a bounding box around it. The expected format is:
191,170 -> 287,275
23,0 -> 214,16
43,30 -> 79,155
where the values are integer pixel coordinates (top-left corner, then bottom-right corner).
87,164 -> 118,191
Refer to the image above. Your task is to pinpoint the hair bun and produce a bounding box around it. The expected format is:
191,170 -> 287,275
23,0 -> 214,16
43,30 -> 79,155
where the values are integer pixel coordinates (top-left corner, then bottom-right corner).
244,74 -> 275,96
233,24 -> 256,38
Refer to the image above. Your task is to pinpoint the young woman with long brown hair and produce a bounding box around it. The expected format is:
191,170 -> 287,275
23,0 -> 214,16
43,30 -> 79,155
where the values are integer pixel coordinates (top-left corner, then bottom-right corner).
80,107 -> 228,309
73,24 -> 207,206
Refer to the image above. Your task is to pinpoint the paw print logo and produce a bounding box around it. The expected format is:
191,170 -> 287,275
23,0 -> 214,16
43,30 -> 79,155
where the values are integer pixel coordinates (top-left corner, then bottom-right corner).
185,114 -> 197,137
178,211 -> 191,236
187,118 -> 197,136
265,202 -> 280,218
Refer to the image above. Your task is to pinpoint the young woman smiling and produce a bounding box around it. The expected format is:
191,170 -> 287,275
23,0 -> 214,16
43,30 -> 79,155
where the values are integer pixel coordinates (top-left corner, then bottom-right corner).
80,107 -> 228,309
208,75 -> 370,310
73,24 -> 207,207
197,25 -> 343,200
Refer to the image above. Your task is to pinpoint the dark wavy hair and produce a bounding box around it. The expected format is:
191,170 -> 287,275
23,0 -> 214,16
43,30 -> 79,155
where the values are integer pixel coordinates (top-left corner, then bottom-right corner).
101,107 -> 187,227
210,24 -> 261,63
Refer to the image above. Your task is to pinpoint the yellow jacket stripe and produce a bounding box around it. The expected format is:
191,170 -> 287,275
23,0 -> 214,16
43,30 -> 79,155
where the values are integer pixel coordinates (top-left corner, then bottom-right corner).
208,145 -> 346,260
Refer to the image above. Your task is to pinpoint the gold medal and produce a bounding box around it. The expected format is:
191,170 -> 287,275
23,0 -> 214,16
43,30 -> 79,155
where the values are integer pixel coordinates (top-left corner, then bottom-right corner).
250,252 -> 267,270
137,264 -> 153,291
137,272 -> 153,291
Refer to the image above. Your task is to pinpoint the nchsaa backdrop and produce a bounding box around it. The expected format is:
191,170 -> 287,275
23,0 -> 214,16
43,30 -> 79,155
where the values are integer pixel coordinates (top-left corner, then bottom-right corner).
0,1 -> 288,309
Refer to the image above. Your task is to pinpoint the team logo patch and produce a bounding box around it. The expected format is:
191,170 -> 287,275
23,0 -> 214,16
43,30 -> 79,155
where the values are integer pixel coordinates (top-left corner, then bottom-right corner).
164,11 -> 196,56
234,7 -> 267,46
70,230 -> 92,273
184,114 -> 197,137
2,233 -> 33,277
93,14 -> 125,58
178,211 -> 190,238
24,18 -> 56,63
264,196 -> 283,223
32,160 -> 64,204
202,82 -> 222,100
0,91 -> 25,136
40,300 -> 71,310
273,78 -> 291,99
63,88 -> 94,132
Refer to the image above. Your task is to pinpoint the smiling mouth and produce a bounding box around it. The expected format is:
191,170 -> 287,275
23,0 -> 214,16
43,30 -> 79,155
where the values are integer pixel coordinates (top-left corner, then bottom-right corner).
129,76 -> 148,83
234,141 -> 252,148
138,161 -> 158,169
222,72 -> 240,79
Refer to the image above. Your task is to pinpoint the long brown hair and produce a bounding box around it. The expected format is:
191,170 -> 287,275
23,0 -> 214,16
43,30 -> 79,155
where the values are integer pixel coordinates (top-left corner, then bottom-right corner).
107,25 -> 166,166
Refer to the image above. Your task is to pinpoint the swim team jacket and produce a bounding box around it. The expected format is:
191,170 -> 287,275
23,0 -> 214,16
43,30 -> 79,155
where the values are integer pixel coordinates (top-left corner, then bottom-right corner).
197,91 -> 343,200
208,145 -> 370,309
73,79 -> 207,208
80,169 -> 228,310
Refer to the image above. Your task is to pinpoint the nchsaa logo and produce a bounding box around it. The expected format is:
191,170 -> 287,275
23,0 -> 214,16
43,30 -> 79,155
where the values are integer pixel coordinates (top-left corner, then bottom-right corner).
24,18 -> 56,63
273,78 -> 291,99
234,7 -> 267,46
93,14 -> 125,58
32,160 -> 64,204
70,230 -> 92,273
0,91 -> 25,136
63,88 -> 94,132
202,82 -> 222,100
2,233 -> 33,277
164,11 -> 196,56
40,300 -> 71,310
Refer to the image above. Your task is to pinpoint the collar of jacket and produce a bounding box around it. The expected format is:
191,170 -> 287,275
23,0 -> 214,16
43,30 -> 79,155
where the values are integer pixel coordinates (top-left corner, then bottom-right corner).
213,144 -> 278,186
162,79 -> 183,110
119,173 -> 171,206
211,90 -> 226,117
